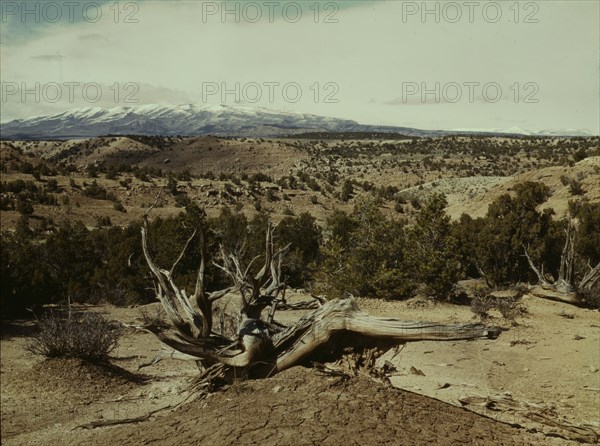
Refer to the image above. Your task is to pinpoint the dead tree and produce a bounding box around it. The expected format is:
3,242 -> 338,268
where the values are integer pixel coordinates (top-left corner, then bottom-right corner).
524,220 -> 600,305
141,215 -> 501,385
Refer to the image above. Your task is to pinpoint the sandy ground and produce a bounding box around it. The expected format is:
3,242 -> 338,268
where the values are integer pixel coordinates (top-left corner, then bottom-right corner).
1,294 -> 599,445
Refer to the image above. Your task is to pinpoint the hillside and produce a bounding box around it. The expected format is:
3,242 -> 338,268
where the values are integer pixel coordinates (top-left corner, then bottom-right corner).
443,157 -> 600,219
2,134 -> 599,446
1,135 -> 598,230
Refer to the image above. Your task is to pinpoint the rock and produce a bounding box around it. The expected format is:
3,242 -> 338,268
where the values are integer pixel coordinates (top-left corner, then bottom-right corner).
590,366 -> 599,373
272,386 -> 282,393
410,366 -> 425,376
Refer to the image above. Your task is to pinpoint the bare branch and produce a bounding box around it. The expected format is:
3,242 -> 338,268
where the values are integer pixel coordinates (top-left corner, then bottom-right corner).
169,229 -> 197,278
580,262 -> 600,291
523,244 -> 551,287
558,221 -> 575,284
141,217 -> 192,334
255,223 -> 273,283
144,187 -> 165,217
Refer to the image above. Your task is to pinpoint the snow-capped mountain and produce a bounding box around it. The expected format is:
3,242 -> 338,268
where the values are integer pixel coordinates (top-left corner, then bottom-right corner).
0,104 -> 444,139
1,104 -> 596,139
451,126 -> 597,137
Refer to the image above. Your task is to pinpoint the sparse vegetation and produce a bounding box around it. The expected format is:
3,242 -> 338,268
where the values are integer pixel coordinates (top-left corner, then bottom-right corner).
470,287 -> 528,322
1,134 -> 599,446
1,136 -> 599,315
26,311 -> 123,361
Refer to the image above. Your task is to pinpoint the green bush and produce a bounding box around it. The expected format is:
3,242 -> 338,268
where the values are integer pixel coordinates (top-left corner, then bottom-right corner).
16,196 -> 34,215
407,193 -> 462,299
340,179 -> 353,202
319,195 -> 412,299
465,182 -> 559,286
276,212 -> 322,287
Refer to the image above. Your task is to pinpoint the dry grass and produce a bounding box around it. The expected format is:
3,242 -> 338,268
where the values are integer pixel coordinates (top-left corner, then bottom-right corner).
26,311 -> 123,362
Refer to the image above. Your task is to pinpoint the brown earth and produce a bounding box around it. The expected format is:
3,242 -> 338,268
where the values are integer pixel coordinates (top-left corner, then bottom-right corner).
446,156 -> 600,220
2,143 -> 599,230
2,294 -> 599,445
1,136 -> 599,444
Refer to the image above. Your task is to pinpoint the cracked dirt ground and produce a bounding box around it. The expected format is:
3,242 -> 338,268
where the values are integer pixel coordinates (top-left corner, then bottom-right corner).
1,295 -> 598,446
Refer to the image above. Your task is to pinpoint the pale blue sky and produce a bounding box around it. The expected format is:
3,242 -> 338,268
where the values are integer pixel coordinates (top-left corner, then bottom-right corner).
1,1 -> 598,134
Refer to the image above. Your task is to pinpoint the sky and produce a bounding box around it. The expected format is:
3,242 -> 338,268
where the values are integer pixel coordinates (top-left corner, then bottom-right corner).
1,0 -> 599,134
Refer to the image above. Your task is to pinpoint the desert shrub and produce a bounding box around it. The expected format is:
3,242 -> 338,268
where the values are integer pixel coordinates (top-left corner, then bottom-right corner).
16,161 -> 34,174
133,168 -> 149,182
213,206 -> 250,255
1,219 -> 154,315
87,165 -> 99,178
561,175 -> 586,195
0,196 -> 13,210
266,188 -> 278,202
573,148 -> 588,162
571,201 -> 600,266
1,179 -> 39,194
451,213 -> 485,279
326,208 -> 355,247
340,179 -> 354,202
105,165 -> 119,180
27,312 -> 122,361
306,178 -> 321,191
249,173 -> 272,183
113,202 -> 127,213
83,180 -> 110,200
569,178 -> 585,196
470,291 -> 495,319
174,193 -> 192,207
276,212 -> 322,287
407,193 -> 462,299
1,232 -> 59,315
45,179 -> 59,192
320,195 -> 413,299
177,170 -> 192,181
16,195 -> 34,215
139,306 -> 169,331
410,196 -> 421,209
95,215 -> 112,227
580,285 -> 600,309
470,289 -> 527,322
167,176 -> 178,195
466,182 -> 560,286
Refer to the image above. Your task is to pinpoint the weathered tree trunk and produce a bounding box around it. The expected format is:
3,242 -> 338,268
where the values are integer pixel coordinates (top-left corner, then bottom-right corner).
141,212 -> 501,384
271,298 -> 500,375
524,220 -> 599,307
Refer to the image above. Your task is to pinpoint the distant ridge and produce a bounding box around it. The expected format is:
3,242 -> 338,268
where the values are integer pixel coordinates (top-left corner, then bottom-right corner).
1,104 -> 596,139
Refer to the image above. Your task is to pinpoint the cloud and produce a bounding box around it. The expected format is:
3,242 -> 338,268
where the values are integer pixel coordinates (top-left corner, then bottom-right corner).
0,0 -> 597,133
30,54 -> 63,61
77,33 -> 110,42
0,81 -> 197,122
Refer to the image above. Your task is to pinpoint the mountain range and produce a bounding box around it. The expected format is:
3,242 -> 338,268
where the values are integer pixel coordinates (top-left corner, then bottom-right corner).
1,104 -> 596,139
